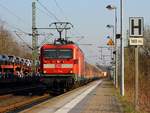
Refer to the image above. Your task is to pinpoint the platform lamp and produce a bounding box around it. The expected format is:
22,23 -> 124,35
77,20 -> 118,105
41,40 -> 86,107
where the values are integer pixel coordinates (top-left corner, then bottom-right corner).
106,4 -> 118,89
106,25 -> 114,40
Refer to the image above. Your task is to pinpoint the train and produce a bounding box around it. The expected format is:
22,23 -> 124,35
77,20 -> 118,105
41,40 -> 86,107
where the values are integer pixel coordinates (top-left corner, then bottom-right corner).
0,55 -> 33,78
0,38 -> 104,94
0,54 -> 41,90
39,38 -> 103,92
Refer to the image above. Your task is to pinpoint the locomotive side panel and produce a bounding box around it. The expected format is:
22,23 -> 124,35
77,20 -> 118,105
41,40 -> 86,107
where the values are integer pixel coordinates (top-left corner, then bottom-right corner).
71,46 -> 85,81
78,48 -> 85,78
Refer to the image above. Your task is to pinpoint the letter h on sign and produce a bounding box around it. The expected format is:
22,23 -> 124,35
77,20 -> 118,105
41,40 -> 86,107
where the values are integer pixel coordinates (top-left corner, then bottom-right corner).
129,17 -> 144,37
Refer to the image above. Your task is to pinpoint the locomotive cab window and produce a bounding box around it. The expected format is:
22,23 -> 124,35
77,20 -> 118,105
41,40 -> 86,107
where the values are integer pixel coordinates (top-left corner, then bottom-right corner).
43,49 -> 73,59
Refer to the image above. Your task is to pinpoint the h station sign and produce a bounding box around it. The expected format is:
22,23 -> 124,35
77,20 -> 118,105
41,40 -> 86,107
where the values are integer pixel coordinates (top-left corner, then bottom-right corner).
129,17 -> 144,45
129,17 -> 144,37
129,17 -> 144,109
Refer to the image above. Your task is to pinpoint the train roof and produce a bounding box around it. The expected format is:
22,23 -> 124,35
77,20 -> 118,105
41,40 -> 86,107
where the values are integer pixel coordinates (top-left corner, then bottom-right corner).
41,43 -> 84,55
42,43 -> 76,47
41,38 -> 84,54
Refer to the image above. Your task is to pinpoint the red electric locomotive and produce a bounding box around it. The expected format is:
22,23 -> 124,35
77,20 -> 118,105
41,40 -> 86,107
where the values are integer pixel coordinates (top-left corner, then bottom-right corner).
40,39 -> 85,92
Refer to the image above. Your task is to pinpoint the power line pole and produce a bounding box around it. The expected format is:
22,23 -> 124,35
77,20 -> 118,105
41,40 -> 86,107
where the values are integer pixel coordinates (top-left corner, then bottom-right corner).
32,0 -> 38,72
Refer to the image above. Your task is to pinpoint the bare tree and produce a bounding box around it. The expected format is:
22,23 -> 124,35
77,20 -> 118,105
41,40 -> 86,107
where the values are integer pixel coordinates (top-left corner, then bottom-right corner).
0,21 -> 32,58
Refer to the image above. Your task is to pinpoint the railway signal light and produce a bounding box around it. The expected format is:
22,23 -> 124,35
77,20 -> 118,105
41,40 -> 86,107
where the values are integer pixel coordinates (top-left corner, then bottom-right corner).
113,51 -> 116,54
116,34 -> 121,39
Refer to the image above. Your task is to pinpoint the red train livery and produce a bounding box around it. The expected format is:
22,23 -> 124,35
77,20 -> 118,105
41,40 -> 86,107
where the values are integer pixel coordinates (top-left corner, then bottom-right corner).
40,42 -> 85,91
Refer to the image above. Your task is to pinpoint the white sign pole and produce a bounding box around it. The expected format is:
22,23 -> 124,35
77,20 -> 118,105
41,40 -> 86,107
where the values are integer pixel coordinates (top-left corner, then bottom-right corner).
129,17 -> 144,111
135,45 -> 139,110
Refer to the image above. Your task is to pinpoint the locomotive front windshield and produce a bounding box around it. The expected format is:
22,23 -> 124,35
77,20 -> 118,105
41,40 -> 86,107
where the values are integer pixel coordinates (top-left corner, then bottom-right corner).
43,49 -> 73,59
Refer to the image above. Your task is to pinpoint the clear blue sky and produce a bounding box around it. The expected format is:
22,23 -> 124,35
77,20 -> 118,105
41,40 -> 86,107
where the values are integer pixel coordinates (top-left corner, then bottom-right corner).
0,0 -> 150,64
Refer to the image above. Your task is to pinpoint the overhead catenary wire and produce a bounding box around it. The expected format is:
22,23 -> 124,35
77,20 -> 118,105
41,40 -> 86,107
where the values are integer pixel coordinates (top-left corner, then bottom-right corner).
0,16 -> 32,50
0,2 -> 31,29
2,21 -> 30,35
53,0 -> 66,20
37,7 -> 54,22
37,0 -> 81,41
36,0 -> 60,22
14,31 -> 33,50
53,0 -> 64,13
52,0 -> 81,36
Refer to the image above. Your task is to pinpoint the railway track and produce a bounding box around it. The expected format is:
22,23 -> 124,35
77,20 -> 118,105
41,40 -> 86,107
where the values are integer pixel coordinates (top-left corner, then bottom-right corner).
0,78 -> 101,113
0,94 -> 12,99
0,94 -> 51,113
0,83 -> 46,95
0,86 -> 76,113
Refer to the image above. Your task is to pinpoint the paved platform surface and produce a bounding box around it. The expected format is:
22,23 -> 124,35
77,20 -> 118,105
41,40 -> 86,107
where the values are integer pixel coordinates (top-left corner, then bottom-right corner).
69,79 -> 123,113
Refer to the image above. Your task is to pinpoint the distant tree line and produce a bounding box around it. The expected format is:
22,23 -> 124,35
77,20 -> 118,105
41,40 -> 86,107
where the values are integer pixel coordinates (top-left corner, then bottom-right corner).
0,20 -> 32,59
144,25 -> 150,47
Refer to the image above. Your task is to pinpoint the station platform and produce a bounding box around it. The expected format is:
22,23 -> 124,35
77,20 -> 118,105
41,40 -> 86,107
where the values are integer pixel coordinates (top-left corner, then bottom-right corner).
68,79 -> 123,113
21,79 -> 123,113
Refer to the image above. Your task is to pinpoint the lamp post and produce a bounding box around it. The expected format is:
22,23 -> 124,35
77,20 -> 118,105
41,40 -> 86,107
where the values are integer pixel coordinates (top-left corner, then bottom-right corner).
106,4 -> 118,88
120,0 -> 124,96
106,25 -> 114,39
106,5 -> 117,40
106,24 -> 115,83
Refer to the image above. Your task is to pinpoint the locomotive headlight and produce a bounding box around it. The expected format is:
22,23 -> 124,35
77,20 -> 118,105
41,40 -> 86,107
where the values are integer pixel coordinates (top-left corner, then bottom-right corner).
70,70 -> 73,73
57,60 -> 60,63
44,70 -> 47,73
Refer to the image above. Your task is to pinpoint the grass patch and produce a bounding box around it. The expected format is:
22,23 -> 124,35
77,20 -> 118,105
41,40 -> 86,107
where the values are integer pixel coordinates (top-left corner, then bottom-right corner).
115,89 -> 140,113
